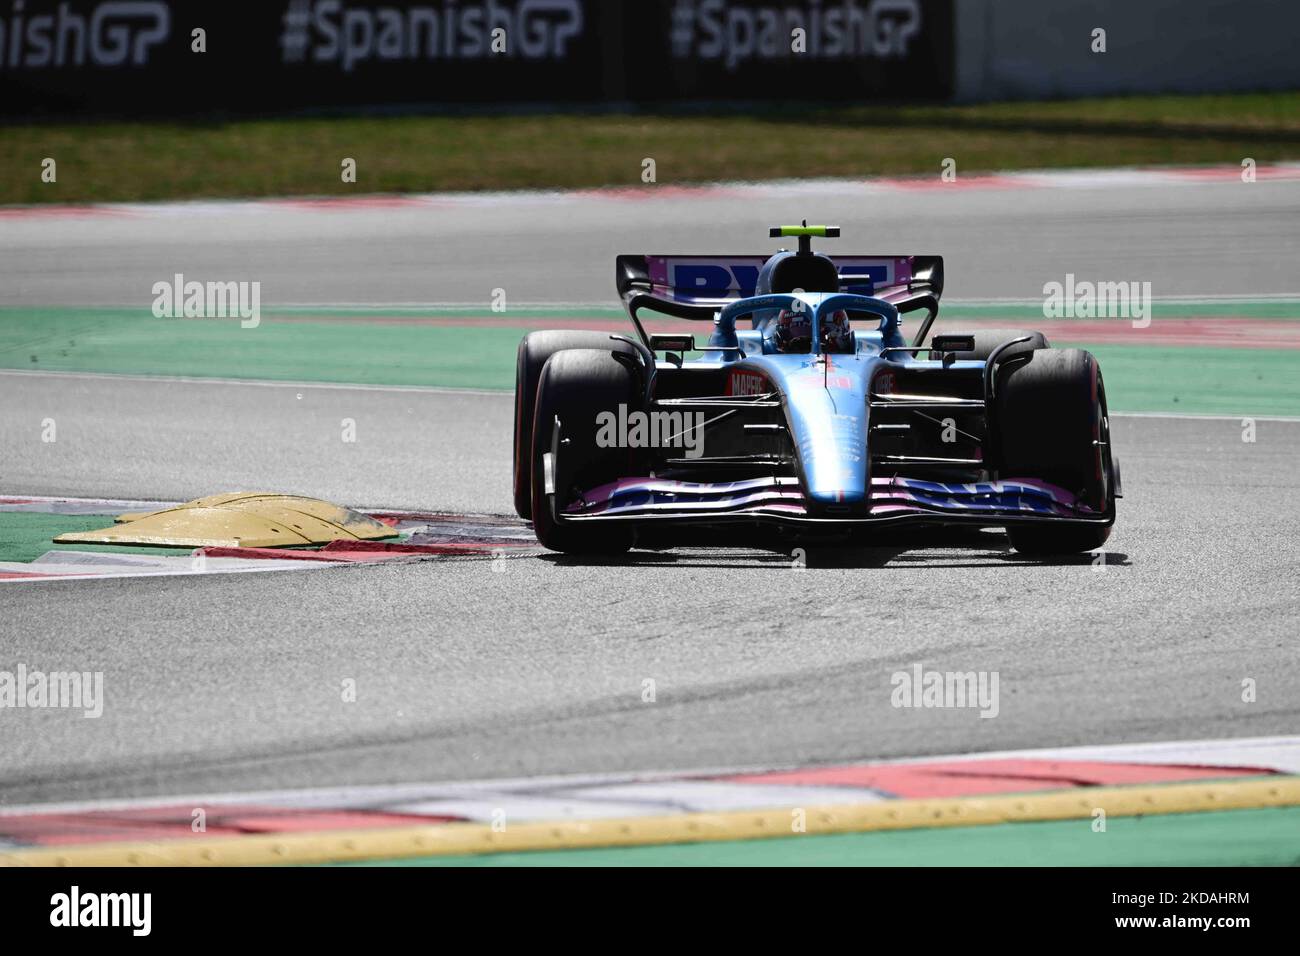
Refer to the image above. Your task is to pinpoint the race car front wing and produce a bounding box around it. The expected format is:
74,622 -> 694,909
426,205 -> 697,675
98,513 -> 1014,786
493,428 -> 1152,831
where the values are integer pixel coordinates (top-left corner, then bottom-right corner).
556,474 -> 1111,529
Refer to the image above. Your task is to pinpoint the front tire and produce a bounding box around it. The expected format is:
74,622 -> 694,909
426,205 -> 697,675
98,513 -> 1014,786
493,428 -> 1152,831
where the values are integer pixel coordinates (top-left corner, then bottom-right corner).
513,331 -> 639,520
530,348 -> 645,554
995,348 -> 1115,555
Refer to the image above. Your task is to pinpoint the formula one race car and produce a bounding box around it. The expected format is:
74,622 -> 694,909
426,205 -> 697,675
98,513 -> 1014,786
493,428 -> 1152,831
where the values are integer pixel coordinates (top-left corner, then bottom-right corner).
513,224 -> 1119,555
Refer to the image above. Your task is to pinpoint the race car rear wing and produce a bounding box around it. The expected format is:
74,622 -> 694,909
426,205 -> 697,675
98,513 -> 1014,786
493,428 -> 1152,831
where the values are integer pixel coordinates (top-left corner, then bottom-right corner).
615,253 -> 944,343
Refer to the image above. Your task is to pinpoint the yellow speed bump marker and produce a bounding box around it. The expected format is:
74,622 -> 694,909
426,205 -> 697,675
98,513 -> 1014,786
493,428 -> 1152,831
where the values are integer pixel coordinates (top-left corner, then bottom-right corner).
55,492 -> 396,549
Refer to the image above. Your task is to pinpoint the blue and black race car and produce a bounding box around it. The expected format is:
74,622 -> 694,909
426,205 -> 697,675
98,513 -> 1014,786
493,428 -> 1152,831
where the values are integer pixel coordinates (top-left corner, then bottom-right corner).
513,225 -> 1119,555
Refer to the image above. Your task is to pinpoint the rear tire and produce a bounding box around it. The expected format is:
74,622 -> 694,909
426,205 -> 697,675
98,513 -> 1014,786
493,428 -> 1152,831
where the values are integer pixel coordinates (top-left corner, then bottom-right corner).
995,348 -> 1115,555
530,348 -> 645,554
513,331 -> 638,519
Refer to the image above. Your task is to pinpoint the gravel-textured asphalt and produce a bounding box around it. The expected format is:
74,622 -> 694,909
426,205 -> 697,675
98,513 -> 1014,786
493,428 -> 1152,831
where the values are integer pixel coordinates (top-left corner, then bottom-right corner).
1,176 -> 1298,807
1,368 -> 1298,806
0,372 -> 502,512
1,177 -> 1298,306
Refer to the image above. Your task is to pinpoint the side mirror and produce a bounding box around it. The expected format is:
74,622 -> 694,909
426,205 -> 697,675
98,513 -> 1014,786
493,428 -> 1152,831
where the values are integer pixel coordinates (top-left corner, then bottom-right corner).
649,333 -> 695,353
930,334 -> 975,353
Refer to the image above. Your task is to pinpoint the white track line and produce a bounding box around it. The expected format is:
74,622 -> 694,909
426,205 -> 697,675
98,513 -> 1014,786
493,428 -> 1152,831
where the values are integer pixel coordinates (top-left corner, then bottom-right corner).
0,368 -> 506,396
940,294 -> 1300,306
1110,411 -> 1300,422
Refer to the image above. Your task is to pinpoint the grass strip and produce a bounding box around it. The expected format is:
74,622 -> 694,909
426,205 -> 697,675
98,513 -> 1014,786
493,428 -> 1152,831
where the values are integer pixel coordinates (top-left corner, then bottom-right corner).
4,92 -> 1300,204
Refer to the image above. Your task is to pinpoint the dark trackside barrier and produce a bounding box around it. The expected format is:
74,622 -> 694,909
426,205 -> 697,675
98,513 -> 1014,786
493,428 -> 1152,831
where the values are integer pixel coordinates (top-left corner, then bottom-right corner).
0,0 -> 954,120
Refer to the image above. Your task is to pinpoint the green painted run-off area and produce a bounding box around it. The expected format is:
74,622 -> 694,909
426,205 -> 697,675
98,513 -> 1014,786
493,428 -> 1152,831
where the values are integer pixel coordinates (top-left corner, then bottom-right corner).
0,512 -> 187,564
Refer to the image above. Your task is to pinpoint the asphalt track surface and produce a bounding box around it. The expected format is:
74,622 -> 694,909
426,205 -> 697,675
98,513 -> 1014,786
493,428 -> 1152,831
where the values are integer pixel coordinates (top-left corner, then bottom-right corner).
2,177 -> 1299,807
3,175 -> 1300,306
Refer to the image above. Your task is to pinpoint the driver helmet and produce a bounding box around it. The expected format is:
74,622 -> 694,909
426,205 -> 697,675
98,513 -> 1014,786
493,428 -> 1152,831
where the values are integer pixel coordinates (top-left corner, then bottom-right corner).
773,308 -> 812,353
821,309 -> 853,353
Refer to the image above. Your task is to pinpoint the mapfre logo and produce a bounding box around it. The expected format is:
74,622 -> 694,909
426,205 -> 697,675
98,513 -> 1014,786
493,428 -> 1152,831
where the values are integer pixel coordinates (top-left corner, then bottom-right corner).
0,1 -> 170,69
727,370 -> 770,396
281,0 -> 584,71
